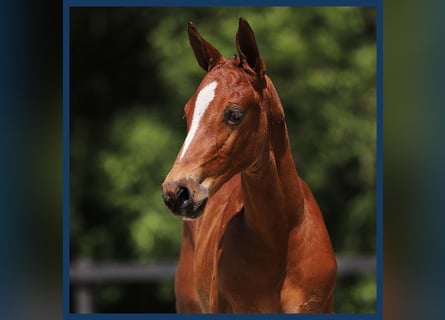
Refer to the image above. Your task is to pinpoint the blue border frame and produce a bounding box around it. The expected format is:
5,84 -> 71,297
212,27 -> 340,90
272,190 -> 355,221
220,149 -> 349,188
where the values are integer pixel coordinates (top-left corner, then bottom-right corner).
63,0 -> 71,318
66,0 -> 377,7
66,315 -> 378,320
376,0 -> 383,317
63,1 -> 383,319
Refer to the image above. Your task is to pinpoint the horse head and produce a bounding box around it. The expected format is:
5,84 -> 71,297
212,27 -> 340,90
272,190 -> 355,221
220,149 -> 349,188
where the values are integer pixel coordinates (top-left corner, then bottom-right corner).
162,18 -> 282,220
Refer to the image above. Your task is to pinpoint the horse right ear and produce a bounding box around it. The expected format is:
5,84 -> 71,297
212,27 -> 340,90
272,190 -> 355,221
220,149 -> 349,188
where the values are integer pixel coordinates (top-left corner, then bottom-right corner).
188,22 -> 223,72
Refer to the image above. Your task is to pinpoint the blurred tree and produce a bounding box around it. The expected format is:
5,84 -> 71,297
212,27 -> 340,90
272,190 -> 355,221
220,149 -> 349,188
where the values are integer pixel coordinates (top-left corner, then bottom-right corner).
70,7 -> 376,313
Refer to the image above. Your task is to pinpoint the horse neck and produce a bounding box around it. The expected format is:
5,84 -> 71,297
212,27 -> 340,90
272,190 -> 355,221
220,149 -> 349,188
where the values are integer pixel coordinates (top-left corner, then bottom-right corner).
240,79 -> 305,248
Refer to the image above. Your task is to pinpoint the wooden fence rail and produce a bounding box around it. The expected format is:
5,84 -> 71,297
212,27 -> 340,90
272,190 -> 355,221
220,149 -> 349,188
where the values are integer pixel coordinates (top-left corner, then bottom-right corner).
70,255 -> 376,313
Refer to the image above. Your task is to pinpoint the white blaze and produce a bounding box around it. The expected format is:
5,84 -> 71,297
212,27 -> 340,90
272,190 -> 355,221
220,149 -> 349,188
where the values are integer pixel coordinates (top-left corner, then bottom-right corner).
180,81 -> 218,160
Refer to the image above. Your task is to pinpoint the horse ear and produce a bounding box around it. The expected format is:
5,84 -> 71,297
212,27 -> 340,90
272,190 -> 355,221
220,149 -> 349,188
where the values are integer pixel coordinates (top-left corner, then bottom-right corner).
188,21 -> 223,72
235,17 -> 266,80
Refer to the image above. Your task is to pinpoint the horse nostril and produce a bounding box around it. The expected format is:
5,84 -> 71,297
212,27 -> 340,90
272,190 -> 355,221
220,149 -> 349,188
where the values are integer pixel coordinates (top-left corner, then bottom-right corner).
162,181 -> 208,218
176,186 -> 192,209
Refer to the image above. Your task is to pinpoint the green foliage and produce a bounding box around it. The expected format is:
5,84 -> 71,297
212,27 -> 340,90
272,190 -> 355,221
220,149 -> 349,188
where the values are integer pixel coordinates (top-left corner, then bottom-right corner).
99,109 -> 183,261
71,108 -> 183,261
335,274 -> 377,313
70,7 -> 376,313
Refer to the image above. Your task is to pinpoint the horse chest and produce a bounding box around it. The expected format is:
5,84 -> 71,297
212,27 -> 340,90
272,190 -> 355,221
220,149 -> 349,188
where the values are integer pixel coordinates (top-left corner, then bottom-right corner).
194,215 -> 284,312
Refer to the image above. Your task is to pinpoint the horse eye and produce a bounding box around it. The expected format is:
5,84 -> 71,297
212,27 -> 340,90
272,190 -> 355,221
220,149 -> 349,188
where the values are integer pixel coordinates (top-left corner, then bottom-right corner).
225,108 -> 244,125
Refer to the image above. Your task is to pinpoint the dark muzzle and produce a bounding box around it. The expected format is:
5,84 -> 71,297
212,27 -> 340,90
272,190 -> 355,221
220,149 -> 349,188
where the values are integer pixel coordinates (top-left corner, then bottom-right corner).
162,179 -> 208,220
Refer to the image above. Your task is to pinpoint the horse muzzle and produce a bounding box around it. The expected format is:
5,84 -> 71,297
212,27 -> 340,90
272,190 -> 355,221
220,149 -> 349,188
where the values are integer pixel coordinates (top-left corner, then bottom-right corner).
161,178 -> 209,220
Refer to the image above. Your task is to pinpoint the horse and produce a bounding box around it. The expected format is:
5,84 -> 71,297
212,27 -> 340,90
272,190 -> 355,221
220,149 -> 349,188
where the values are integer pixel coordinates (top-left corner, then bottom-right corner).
161,18 -> 337,313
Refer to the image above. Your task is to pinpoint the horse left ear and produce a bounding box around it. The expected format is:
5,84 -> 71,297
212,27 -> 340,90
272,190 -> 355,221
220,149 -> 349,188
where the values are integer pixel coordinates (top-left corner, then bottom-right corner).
235,18 -> 266,81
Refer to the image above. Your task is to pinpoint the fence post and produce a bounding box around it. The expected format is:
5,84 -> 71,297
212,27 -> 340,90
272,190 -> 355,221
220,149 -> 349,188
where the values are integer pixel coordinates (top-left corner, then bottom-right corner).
72,258 -> 94,313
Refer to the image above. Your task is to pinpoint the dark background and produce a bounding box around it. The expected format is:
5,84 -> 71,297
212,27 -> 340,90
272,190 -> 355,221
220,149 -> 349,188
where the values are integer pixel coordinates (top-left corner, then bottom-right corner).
70,7 -> 376,313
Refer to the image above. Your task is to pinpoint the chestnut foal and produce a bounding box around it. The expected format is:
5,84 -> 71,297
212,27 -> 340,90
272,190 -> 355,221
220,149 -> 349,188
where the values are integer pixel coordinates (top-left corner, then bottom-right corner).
162,18 -> 336,313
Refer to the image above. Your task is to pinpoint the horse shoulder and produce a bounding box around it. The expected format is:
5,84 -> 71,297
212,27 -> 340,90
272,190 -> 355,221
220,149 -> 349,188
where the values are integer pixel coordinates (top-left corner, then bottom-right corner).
280,179 -> 337,313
